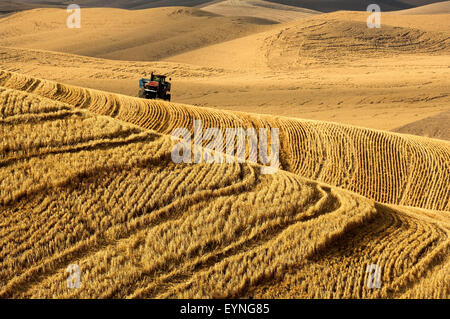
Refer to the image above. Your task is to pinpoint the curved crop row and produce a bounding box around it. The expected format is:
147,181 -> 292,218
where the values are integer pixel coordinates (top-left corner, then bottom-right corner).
0,86 -> 448,298
1,70 -> 447,211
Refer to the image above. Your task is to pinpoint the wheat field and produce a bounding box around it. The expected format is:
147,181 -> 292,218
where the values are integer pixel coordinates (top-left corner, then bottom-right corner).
0,71 -> 449,298
0,3 -> 449,299
1,70 -> 448,211
2,9 -> 449,134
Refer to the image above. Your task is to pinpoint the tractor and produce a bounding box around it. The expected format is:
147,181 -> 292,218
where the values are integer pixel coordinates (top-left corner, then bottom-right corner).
138,73 -> 171,101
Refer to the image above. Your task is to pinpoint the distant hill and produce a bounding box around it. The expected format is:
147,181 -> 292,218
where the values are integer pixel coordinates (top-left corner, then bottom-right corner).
0,7 -> 275,61
397,0 -> 450,13
263,0 -> 446,12
199,0 -> 319,23
0,1 -> 212,14
393,110 -> 450,141
2,0 -> 449,15
1,71 -> 449,298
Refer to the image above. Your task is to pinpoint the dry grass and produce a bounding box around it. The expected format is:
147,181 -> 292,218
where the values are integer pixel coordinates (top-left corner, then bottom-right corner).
1,70 -> 448,211
0,84 -> 449,298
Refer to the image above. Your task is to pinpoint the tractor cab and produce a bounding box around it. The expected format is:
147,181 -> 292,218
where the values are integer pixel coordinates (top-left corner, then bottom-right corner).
138,73 -> 172,101
151,74 -> 166,83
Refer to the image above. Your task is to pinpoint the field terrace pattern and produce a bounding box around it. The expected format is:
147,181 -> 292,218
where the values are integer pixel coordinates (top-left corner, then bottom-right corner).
0,84 -> 449,298
0,70 -> 448,211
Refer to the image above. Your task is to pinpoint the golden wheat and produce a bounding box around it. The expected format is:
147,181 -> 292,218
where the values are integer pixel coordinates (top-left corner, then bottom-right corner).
0,70 -> 448,211
0,84 -> 448,298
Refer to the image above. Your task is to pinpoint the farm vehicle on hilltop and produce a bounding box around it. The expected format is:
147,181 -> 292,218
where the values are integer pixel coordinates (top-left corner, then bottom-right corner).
139,72 -> 171,101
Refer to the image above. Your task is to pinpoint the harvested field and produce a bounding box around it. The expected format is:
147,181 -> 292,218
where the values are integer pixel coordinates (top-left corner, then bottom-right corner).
2,10 -> 449,134
0,85 -> 448,298
1,70 -> 448,211
0,3 -> 449,300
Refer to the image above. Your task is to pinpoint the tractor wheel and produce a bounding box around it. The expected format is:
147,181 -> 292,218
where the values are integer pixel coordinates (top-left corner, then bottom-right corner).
138,89 -> 145,98
165,94 -> 171,102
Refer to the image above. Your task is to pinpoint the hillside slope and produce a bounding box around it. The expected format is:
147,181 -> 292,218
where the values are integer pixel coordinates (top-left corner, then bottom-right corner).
0,7 -> 275,61
393,110 -> 450,141
397,0 -> 450,13
1,70 -> 448,211
262,0 -> 445,11
0,85 -> 448,298
4,0 -> 445,14
168,11 -> 450,68
1,10 -> 449,133
1,44 -> 449,134
0,1 -> 214,14
200,0 -> 320,23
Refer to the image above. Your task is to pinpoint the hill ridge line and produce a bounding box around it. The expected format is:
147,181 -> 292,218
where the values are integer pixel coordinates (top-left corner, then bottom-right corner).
1,69 -> 448,211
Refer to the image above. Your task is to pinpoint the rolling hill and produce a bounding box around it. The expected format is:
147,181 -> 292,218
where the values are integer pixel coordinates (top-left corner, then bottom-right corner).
0,7 -> 275,61
397,0 -> 450,13
165,11 -> 450,132
0,1 -> 213,14
2,0 -> 448,15
199,0 -> 319,23
0,74 -> 449,298
1,9 -> 449,135
393,109 -> 450,141
167,11 -> 450,67
1,70 -> 448,211
0,3 -> 449,299
259,0 -> 446,11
